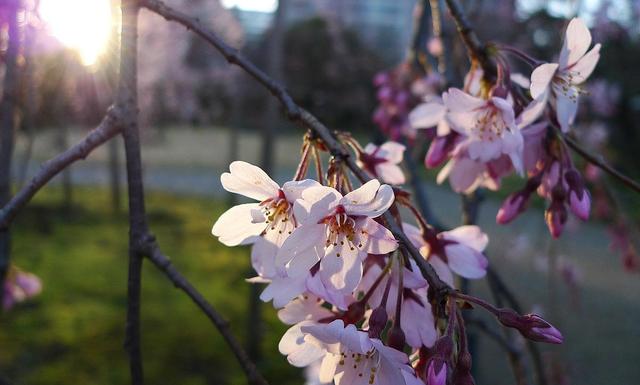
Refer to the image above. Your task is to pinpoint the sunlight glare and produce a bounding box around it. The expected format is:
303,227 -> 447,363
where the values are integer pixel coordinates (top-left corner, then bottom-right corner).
221,0 -> 277,13
39,0 -> 114,66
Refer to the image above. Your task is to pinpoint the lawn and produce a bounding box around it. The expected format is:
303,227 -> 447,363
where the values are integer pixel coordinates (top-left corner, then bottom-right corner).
0,187 -> 299,385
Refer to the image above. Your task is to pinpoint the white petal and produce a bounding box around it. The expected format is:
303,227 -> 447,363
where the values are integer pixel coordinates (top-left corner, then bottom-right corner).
447,158 -> 484,193
376,164 -> 406,185
530,63 -> 558,99
300,186 -> 342,224
441,225 -> 488,251
444,244 -> 488,279
358,218 -> 398,255
556,92 -> 579,133
277,224 -> 326,276
261,275 -> 307,308
211,203 -> 264,246
282,179 -> 322,202
443,88 -> 485,112
409,102 -> 447,129
511,73 -> 531,88
279,322 -> 326,367
319,353 -> 341,383
221,161 -> 280,201
517,97 -> 546,129
251,237 -> 278,278
559,18 -> 592,69
320,243 -> 363,294
302,319 -> 345,344
342,181 -> 395,218
379,141 -> 405,163
569,43 -> 601,83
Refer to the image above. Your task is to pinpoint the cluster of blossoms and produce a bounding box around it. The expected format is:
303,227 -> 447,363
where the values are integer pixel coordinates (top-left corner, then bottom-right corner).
2,265 -> 42,311
409,18 -> 602,238
212,130 -> 562,384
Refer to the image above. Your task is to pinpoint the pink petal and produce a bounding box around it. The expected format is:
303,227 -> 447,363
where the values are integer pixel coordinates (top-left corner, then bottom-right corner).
342,182 -> 394,218
358,218 -> 398,255
443,88 -> 485,112
320,243 -> 364,294
445,157 -> 484,193
444,244 -> 488,279
376,164 -> 406,185
409,102 -> 447,129
379,141 -> 406,163
441,225 -> 489,251
282,179 -> 322,202
556,92 -> 579,133
298,186 -> 341,224
278,224 -> 326,277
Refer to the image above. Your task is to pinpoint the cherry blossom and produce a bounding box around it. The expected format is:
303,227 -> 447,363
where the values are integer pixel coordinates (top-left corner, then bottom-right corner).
211,161 -> 319,278
357,142 -> 407,185
279,319 -> 422,385
530,18 -> 601,132
403,223 -> 488,282
276,180 -> 397,295
3,268 -> 42,311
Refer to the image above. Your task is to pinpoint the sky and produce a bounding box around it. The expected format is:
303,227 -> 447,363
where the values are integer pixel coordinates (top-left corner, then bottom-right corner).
221,0 -> 278,13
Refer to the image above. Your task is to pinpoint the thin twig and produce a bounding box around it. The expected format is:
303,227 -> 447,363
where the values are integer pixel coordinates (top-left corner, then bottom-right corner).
563,136 -> 640,194
0,109 -> 122,230
144,240 -> 269,385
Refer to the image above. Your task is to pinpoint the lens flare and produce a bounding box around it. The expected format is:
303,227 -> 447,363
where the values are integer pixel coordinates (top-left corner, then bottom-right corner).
39,0 -> 114,66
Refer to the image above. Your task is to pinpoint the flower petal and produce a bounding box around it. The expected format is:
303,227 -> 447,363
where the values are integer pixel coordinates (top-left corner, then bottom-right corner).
358,218 -> 398,255
569,43 -> 601,83
409,102 -> 447,129
277,223 -> 326,276
556,91 -> 579,133
441,225 -> 488,251
444,244 -> 488,279
530,63 -> 558,100
221,161 -> 280,201
320,243 -> 363,294
342,181 -> 394,218
282,179 -> 322,202
559,18 -> 592,69
211,203 -> 264,246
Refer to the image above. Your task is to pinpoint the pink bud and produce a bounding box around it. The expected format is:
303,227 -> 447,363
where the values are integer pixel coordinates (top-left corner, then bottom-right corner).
569,190 -> 590,221
367,306 -> 388,338
545,201 -> 567,238
373,72 -> 390,87
497,309 -> 564,344
496,193 -> 525,224
15,272 -> 42,298
387,322 -> 406,351
427,360 -> 447,385
425,137 -> 449,168
377,86 -> 394,103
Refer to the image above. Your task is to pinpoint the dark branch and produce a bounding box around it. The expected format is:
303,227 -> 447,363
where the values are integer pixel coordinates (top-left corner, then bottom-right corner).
144,240 -> 269,385
141,0 -> 453,297
563,136 -> 640,194
0,109 -> 122,230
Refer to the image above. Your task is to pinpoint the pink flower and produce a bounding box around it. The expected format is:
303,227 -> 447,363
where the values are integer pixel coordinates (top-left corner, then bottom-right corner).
404,223 -> 489,282
530,18 -> 601,132
426,360 -> 447,385
443,88 -> 524,174
3,269 -> 42,311
358,142 -> 407,185
212,161 -> 320,278
279,319 -> 422,385
409,98 -> 449,135
497,310 -> 564,344
276,180 -> 398,295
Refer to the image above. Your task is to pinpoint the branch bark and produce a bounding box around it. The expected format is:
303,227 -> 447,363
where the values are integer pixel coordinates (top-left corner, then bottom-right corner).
144,240 -> 269,385
118,1 -> 145,383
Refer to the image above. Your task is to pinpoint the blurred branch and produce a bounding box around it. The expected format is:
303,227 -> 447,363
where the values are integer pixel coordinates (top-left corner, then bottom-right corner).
0,0 -> 21,286
563,135 -> 640,194
144,239 -> 269,385
0,110 -> 122,230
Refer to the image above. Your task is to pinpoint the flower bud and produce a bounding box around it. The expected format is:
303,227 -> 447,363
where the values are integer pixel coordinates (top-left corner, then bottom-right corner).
545,190 -> 568,238
427,360 -> 447,385
343,301 -> 366,324
367,306 -> 388,338
569,189 -> 590,221
497,309 -> 563,344
386,322 -> 406,351
425,136 -> 451,168
452,351 -> 475,385
496,193 -> 526,224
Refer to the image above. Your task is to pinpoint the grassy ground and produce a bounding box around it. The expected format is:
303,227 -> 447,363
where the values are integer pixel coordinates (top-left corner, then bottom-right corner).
0,188 -> 299,385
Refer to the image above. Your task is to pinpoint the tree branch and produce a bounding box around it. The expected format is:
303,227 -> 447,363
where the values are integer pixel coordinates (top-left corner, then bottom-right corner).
143,239 -> 269,385
141,0 -> 453,298
563,135 -> 640,194
0,109 -> 122,230
118,2 -> 145,383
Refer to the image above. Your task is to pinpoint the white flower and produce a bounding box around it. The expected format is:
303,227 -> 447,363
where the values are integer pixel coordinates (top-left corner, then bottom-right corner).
530,18 -> 601,132
279,319 -> 422,385
358,142 -> 407,185
211,161 -> 319,278
276,180 -> 398,295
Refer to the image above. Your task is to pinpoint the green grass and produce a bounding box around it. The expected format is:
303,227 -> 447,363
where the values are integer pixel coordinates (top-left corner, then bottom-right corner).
0,187 -> 299,385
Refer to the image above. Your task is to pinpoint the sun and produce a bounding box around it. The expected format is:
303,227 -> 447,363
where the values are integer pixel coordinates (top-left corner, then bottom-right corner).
39,0 -> 115,66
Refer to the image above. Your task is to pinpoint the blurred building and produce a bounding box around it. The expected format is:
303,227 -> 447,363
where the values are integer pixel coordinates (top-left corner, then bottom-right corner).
228,0 -> 415,62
